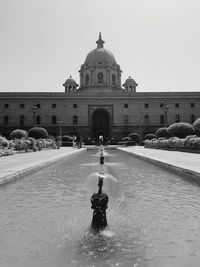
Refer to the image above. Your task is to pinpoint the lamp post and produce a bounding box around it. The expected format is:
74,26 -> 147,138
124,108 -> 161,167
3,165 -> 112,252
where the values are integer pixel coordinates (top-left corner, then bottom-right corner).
59,120 -> 63,137
139,116 -> 143,145
32,101 -> 38,126
162,101 -> 169,127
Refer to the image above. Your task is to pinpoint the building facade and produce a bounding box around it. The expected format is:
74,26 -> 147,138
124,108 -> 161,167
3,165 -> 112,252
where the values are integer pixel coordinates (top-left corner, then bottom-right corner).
0,33 -> 199,141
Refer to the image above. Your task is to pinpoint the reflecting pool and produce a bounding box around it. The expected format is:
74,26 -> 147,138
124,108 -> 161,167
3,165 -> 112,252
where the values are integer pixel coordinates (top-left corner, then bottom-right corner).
1,148 -> 200,267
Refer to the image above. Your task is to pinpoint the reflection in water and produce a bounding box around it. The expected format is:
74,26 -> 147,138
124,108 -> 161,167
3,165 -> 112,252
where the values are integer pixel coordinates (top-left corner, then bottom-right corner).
1,149 -> 200,266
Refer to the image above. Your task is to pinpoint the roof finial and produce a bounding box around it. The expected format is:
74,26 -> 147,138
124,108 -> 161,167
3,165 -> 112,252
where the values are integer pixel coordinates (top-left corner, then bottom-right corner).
96,32 -> 105,48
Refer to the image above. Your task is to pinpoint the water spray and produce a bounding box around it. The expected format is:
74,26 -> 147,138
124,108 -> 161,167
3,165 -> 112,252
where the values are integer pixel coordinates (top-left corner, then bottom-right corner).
91,174 -> 109,230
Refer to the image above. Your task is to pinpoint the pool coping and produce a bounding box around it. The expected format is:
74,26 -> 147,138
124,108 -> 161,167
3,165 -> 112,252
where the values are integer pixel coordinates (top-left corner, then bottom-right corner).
117,147 -> 200,182
0,148 -> 86,186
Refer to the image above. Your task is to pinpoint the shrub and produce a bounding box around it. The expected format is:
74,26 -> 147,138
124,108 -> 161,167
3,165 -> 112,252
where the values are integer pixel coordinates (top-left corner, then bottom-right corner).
128,133 -> 140,144
0,136 -> 9,148
10,129 -> 28,139
144,133 -> 156,140
28,137 -> 38,151
29,127 -> 48,139
168,122 -> 195,138
156,127 -> 170,139
193,118 -> 200,136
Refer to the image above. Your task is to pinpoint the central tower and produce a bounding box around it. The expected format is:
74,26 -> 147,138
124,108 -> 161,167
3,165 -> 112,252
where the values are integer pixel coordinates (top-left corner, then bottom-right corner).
79,33 -> 122,92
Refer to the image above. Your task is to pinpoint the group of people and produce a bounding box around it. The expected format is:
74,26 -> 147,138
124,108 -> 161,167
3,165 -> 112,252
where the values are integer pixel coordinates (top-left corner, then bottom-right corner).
72,134 -> 82,148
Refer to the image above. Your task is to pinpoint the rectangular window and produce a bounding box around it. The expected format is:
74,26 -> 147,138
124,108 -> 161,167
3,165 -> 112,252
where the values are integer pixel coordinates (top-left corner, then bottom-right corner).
36,103 -> 40,108
124,103 -> 128,108
20,103 -> 25,108
4,103 -> 9,108
73,104 -> 77,108
175,103 -> 180,108
52,103 -> 56,108
190,103 -> 195,108
144,103 -> 149,108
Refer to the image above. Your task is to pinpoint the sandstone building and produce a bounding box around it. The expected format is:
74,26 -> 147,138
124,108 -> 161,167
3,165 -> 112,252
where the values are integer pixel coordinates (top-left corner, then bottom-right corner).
0,33 -> 199,141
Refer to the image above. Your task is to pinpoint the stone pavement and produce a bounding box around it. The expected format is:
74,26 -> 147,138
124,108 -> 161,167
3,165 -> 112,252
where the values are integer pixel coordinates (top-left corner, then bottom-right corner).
0,147 -> 86,186
118,146 -> 200,180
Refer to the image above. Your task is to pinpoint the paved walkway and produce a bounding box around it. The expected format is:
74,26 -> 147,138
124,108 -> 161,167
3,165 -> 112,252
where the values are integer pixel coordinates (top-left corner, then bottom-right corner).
118,146 -> 200,180
0,147 -> 86,186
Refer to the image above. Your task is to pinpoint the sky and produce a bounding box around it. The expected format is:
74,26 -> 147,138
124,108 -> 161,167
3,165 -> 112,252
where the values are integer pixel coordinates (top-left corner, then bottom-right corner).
0,0 -> 199,93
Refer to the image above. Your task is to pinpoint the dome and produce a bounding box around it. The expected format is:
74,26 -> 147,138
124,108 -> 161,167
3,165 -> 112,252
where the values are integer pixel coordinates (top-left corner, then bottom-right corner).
84,48 -> 117,66
125,76 -> 137,84
64,75 -> 77,85
84,33 -> 117,66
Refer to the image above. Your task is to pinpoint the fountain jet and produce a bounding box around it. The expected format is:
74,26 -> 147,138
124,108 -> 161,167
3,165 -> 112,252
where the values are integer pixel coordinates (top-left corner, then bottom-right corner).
91,175 -> 109,230
99,146 -> 104,165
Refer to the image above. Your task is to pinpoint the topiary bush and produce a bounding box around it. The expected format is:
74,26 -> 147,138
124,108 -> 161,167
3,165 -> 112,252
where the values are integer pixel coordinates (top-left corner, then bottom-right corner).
28,127 -> 48,139
10,129 -> 28,139
128,133 -> 140,144
144,133 -> 156,140
167,122 -> 195,138
156,127 -> 170,139
193,118 -> 200,136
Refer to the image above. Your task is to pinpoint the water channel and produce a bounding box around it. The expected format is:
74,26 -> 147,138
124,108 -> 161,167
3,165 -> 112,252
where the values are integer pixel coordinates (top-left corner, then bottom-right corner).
1,148 -> 200,267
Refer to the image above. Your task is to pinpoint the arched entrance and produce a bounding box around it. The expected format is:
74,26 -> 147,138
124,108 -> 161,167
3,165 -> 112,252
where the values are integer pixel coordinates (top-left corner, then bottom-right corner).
92,108 -> 110,140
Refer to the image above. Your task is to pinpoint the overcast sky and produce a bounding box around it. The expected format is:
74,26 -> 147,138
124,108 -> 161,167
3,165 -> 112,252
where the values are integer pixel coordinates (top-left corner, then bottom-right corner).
0,0 -> 199,92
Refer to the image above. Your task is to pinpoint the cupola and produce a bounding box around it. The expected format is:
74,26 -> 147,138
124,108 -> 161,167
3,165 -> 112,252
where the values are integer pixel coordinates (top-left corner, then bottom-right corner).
63,75 -> 79,93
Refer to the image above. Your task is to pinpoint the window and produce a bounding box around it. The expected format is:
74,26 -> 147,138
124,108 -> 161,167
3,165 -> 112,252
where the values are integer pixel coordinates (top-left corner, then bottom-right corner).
144,114 -> 149,125
124,115 -> 129,125
85,74 -> 89,85
160,115 -> 164,125
175,114 -> 180,123
73,104 -> 77,108
124,103 -> 128,108
191,114 -> 195,124
175,103 -> 180,108
52,104 -> 56,108
112,74 -> 116,85
191,103 -> 195,108
20,115 -> 25,127
144,103 -> 149,108
20,104 -> 25,108
36,103 -> 40,108
4,115 -> 9,126
98,72 -> 103,84
73,115 -> 78,125
4,103 -> 9,108
36,115 -> 41,124
160,103 -> 164,108
52,115 -> 57,125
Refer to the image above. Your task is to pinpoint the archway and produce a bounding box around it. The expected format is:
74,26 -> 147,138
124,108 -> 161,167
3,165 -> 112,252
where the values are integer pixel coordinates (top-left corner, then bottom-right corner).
92,108 -> 110,140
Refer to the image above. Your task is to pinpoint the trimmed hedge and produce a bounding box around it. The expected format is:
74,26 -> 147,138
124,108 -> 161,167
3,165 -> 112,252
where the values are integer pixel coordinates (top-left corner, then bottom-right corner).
128,133 -> 140,144
193,118 -> 200,136
144,133 -> 156,140
168,122 -> 195,138
29,127 -> 48,139
156,127 -> 170,139
144,135 -> 200,151
10,129 -> 28,139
